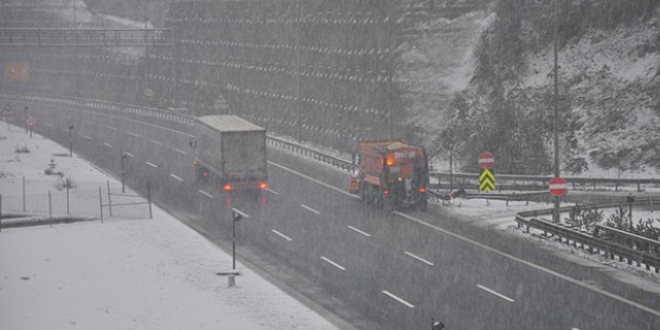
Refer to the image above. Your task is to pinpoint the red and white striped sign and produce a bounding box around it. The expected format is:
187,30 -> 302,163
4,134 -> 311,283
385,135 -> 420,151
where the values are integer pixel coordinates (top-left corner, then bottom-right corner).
549,177 -> 568,196
478,152 -> 494,169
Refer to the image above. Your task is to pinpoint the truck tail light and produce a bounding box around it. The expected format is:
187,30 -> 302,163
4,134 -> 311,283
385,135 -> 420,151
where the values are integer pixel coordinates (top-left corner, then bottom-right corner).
259,181 -> 268,190
223,183 -> 233,192
419,187 -> 427,193
383,190 -> 389,196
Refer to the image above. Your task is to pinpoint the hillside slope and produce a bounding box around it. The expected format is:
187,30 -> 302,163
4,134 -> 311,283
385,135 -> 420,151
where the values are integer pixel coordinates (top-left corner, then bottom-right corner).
418,0 -> 660,177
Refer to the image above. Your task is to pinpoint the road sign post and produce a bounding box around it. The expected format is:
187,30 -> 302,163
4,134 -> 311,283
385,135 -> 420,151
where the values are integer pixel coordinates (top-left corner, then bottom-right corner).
549,177 -> 568,197
231,208 -> 249,270
478,152 -> 495,192
478,152 -> 494,169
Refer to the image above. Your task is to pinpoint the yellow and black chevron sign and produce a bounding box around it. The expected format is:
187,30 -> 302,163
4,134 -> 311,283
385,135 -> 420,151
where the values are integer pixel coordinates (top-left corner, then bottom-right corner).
479,169 -> 495,192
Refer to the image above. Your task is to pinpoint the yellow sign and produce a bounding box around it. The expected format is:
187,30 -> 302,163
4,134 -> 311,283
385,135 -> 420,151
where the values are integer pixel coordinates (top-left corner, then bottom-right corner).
479,169 -> 495,192
3,62 -> 30,82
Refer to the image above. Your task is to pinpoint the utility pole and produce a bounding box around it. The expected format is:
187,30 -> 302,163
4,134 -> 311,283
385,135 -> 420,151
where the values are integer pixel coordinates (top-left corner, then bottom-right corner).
552,0 -> 561,223
295,0 -> 301,142
72,0 -> 77,27
387,0 -> 393,139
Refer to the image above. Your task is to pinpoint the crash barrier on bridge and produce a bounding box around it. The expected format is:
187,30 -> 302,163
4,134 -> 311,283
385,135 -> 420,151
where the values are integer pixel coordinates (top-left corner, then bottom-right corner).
431,172 -> 660,193
515,198 -> 660,273
0,28 -> 173,47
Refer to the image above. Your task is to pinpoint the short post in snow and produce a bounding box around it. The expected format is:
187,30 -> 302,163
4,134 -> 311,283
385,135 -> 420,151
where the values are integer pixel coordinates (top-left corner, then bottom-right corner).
106,180 -> 113,217
22,176 -> 26,212
23,106 -> 28,134
147,183 -> 152,219
121,152 -> 128,193
1,194 -> 3,232
48,190 -> 52,227
68,124 -> 74,158
99,186 -> 103,223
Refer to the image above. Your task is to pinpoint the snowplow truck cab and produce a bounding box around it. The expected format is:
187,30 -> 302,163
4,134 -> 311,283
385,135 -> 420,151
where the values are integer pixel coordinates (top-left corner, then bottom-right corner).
349,139 -> 429,211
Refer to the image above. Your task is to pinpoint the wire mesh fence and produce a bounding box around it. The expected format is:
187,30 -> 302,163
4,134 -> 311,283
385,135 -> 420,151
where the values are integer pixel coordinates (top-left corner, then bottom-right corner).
0,177 -> 151,222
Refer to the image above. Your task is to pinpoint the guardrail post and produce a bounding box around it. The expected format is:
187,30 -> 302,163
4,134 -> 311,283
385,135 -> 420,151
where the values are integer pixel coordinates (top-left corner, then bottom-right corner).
637,182 -> 641,192
0,194 -> 3,233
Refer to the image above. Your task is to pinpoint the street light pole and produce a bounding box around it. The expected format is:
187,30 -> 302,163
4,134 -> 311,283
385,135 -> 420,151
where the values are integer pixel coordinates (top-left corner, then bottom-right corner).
552,0 -> 561,223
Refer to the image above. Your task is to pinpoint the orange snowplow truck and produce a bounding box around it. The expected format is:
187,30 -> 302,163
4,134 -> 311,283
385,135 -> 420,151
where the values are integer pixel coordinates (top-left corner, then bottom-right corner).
349,139 -> 429,211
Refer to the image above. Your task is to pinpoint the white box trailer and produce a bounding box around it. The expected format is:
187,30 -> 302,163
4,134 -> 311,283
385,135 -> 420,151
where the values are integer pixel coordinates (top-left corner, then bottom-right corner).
193,115 -> 268,193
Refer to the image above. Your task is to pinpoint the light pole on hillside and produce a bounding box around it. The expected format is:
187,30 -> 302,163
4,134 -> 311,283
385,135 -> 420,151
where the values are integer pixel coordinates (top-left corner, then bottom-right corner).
552,0 -> 561,223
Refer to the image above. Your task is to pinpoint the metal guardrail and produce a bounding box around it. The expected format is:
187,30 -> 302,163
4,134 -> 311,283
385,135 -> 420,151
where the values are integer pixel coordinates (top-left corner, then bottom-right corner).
515,199 -> 660,273
0,28 -> 173,46
266,136 -> 356,174
431,172 -> 660,192
594,225 -> 660,258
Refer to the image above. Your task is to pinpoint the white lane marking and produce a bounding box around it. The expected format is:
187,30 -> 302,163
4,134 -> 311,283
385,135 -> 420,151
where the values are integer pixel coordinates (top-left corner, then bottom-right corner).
128,132 -> 139,137
232,208 -> 249,219
103,143 -> 113,148
169,174 -> 183,182
174,148 -> 187,156
571,328 -> 580,330
321,256 -> 346,271
300,204 -> 320,215
269,159 -> 660,317
382,291 -> 415,308
123,152 -> 134,158
151,139 -> 163,146
268,161 -> 359,199
83,135 -> 93,140
271,230 -> 292,241
265,188 -> 279,195
62,128 -> 70,133
347,225 -> 371,237
477,285 -> 515,303
198,190 -> 213,198
392,211 -> 660,317
145,162 -> 158,168
404,251 -> 434,266
43,123 -> 53,127
85,120 -> 94,125
107,126 -> 117,131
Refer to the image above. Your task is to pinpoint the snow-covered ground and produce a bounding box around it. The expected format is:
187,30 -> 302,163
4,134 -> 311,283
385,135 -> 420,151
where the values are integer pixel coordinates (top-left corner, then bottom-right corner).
0,124 -> 340,330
